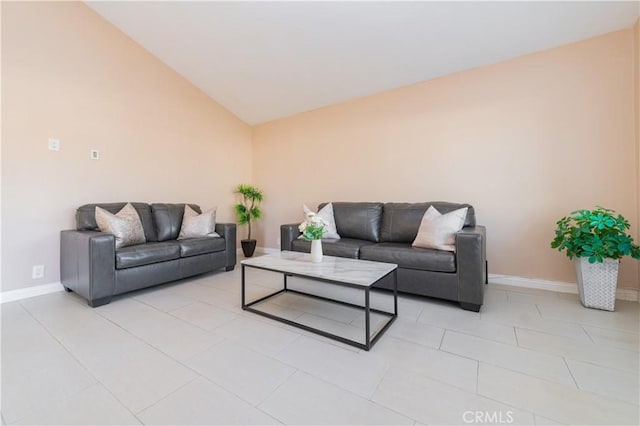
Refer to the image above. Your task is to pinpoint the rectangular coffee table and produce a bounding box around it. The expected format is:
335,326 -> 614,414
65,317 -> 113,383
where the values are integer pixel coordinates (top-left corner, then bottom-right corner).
241,251 -> 398,351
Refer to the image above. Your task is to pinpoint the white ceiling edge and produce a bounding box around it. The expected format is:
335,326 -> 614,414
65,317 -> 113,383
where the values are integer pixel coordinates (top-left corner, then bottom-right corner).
86,1 -> 640,125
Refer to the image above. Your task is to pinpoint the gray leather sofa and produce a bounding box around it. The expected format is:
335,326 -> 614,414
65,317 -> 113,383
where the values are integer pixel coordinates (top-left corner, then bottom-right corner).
61,202 -> 236,307
281,202 -> 487,311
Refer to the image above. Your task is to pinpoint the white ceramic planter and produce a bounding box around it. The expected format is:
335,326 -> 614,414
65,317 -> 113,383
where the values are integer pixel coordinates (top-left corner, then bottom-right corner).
310,239 -> 323,263
574,257 -> 619,311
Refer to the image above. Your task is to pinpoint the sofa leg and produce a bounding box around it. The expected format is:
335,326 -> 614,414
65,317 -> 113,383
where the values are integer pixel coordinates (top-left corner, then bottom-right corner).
460,302 -> 481,312
225,265 -> 235,272
88,297 -> 112,308
64,287 -> 73,293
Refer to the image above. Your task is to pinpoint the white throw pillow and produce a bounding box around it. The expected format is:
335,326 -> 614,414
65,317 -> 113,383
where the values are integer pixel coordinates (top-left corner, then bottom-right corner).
412,206 -> 468,252
178,205 -> 220,240
301,203 -> 341,240
95,203 -> 146,249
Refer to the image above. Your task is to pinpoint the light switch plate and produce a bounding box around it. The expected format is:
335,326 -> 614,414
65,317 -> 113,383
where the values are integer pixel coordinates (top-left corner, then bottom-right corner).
48,139 -> 60,151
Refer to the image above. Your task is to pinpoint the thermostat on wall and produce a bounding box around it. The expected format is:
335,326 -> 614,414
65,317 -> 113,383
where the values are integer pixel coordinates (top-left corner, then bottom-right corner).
90,150 -> 100,160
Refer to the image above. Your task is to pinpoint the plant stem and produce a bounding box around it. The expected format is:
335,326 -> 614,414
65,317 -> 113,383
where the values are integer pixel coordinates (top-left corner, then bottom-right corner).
248,198 -> 254,240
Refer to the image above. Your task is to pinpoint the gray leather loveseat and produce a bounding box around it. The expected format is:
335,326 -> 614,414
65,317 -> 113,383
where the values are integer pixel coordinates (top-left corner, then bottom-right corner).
281,202 -> 486,311
61,202 -> 236,307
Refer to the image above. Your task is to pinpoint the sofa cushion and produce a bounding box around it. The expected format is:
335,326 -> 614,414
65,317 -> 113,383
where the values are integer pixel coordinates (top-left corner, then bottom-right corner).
381,202 -> 475,243
291,238 -> 374,259
359,242 -> 456,272
77,202 -> 157,242
116,242 -> 181,269
319,202 -> 383,242
152,203 -> 201,242
179,237 -> 226,258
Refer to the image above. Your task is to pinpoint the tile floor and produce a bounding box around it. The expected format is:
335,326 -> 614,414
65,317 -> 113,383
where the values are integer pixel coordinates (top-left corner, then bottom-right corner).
1,259 -> 639,425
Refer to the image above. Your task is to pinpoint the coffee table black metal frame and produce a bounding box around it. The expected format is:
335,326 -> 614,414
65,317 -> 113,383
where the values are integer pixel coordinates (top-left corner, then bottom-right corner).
241,263 -> 398,351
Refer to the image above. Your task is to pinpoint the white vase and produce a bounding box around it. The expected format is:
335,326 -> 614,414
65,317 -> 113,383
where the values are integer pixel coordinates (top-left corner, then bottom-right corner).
310,239 -> 323,263
574,257 -> 619,311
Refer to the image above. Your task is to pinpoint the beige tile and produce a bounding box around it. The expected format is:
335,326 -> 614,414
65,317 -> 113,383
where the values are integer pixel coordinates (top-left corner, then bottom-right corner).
418,301 -> 517,345
169,281 -> 242,313
441,330 -> 575,386
582,325 -> 640,352
132,287 -> 195,312
537,300 -> 639,333
533,414 -> 565,425
516,328 -> 639,373
274,336 -> 388,398
168,301 -> 239,331
213,316 -> 300,356
137,377 -> 279,425
566,358 -> 640,405
384,318 -> 445,348
265,291 -> 363,324
481,300 -> 592,343
96,298 -> 223,361
20,294 -> 198,414
372,366 -> 535,425
185,339 -> 295,405
14,384 -> 139,425
505,288 -> 579,306
478,363 -> 639,425
368,336 -> 478,392
248,296 -> 309,321
1,302 -> 97,424
259,371 -> 413,425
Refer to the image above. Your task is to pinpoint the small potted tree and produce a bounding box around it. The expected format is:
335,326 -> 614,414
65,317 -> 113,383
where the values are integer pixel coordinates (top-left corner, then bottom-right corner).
551,207 -> 640,311
234,184 -> 263,257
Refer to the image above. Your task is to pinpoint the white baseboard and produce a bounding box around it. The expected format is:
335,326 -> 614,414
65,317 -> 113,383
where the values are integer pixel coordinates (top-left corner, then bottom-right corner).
0,282 -> 65,304
489,274 -> 639,302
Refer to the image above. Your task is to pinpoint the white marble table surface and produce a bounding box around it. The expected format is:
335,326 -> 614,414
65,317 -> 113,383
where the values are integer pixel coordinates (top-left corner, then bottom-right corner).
241,251 -> 397,287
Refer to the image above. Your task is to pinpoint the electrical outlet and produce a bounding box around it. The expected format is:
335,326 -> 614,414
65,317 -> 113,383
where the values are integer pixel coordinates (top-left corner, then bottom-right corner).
32,265 -> 45,279
48,139 -> 60,151
277,237 -> 281,247
90,150 -> 100,160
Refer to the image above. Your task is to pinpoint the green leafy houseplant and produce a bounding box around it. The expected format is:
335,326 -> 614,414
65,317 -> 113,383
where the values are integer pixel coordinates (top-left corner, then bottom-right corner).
234,184 -> 263,240
551,207 -> 640,263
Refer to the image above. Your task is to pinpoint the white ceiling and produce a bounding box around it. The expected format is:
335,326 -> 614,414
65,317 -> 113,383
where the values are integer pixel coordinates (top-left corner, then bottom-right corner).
86,1 -> 639,125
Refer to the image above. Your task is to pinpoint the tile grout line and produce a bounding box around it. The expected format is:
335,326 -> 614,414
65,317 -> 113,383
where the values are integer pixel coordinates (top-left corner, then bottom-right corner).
16,301 -> 142,424
562,357 -> 580,390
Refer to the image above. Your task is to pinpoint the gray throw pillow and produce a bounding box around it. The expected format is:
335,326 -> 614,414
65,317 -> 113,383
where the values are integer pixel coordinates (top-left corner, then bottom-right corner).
95,203 -> 146,249
178,205 -> 220,239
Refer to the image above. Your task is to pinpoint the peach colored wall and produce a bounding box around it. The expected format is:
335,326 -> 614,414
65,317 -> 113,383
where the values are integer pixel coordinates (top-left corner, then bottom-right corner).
253,28 -> 640,289
1,2 -> 252,292
636,19 -> 640,286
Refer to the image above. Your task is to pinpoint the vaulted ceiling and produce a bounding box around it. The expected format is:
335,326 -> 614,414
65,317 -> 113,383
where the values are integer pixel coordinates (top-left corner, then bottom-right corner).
87,1 -> 639,125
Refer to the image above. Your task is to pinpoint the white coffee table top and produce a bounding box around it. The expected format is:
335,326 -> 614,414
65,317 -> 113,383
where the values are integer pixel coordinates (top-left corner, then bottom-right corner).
241,251 -> 397,287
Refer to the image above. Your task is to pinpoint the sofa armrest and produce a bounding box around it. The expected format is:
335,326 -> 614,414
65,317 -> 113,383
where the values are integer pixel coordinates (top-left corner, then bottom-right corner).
60,230 -> 116,306
456,226 -> 487,307
215,223 -> 237,270
280,224 -> 301,251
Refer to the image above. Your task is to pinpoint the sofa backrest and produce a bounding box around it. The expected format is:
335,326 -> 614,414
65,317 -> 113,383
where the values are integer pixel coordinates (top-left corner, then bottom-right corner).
151,203 -> 201,241
381,202 -> 476,243
318,202 -> 384,242
76,202 -> 158,242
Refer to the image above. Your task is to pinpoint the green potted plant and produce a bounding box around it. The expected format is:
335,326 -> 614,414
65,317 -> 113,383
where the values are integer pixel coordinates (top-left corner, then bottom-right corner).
298,210 -> 329,262
234,184 -> 263,257
551,207 -> 640,311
